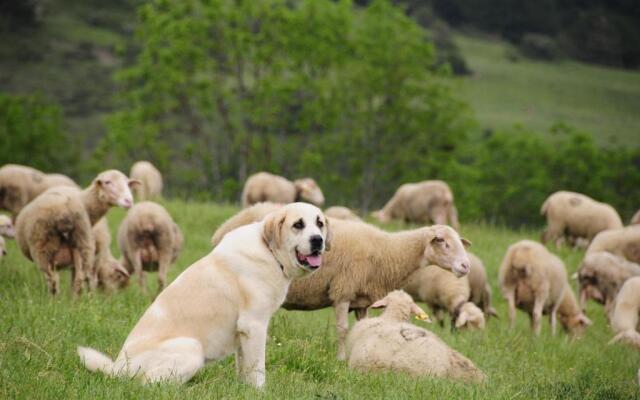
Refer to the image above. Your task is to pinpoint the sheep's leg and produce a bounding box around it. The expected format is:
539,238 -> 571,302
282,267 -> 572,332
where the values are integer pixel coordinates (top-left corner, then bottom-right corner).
35,252 -> 59,295
354,308 -> 368,320
72,248 -> 85,297
156,252 -> 171,294
334,301 -> 350,360
550,306 -> 559,336
132,249 -> 146,292
578,286 -> 588,311
532,296 -> 545,336
504,288 -> 517,329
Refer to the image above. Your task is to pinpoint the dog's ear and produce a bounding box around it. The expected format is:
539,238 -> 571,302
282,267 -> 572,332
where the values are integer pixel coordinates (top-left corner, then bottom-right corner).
324,216 -> 333,251
262,208 -> 286,249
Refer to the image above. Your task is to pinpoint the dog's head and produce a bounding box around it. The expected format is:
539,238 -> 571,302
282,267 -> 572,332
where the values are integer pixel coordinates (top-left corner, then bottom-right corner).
422,225 -> 471,277
262,202 -> 331,278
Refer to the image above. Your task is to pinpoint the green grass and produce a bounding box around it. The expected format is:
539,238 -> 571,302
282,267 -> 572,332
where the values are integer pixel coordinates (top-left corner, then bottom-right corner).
456,34 -> 640,147
1,200 -> 638,399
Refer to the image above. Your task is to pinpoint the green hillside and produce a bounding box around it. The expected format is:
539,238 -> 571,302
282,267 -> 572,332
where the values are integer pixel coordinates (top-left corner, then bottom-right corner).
456,34 -> 640,146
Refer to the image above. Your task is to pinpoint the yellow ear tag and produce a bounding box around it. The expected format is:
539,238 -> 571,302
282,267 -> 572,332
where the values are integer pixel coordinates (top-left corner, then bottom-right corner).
415,313 -> 431,323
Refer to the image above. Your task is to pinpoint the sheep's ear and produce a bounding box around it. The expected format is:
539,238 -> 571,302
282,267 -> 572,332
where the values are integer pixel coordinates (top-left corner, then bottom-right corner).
262,209 -> 286,249
455,311 -> 468,328
114,263 -> 130,277
128,179 -> 141,188
578,314 -> 592,326
324,216 -> 333,251
410,303 -> 428,318
487,307 -> 499,318
370,298 -> 388,309
461,238 -> 472,248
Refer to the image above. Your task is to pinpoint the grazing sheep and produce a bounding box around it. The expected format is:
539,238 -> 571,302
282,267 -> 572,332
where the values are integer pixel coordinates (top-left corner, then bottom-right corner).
211,202 -> 282,247
324,206 -> 362,222
467,252 -> 498,317
631,210 -> 640,225
404,265 -> 485,330
372,180 -> 460,230
0,214 -> 15,238
130,161 -> 163,200
15,170 -> 137,296
499,240 -> 591,336
0,164 -> 76,218
118,201 -> 183,293
586,225 -> 640,264
609,276 -> 640,349
241,172 -> 325,207
346,290 -> 485,383
209,204 -> 472,359
577,251 -> 640,315
540,191 -> 623,247
93,218 -> 130,292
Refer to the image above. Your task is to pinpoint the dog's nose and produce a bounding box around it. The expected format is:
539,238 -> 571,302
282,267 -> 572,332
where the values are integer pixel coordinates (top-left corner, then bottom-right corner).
310,235 -> 323,251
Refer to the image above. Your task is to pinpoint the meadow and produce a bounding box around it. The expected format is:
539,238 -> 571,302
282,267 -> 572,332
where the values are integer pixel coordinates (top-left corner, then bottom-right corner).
456,34 -> 640,147
1,200 -> 638,399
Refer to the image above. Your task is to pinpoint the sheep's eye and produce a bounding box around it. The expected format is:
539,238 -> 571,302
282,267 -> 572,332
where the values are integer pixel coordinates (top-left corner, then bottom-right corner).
432,237 -> 445,243
104,180 -> 112,185
293,219 -> 305,230
316,217 -> 324,228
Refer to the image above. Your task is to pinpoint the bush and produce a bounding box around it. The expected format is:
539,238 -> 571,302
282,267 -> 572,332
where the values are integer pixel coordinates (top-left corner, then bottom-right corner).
518,33 -> 562,61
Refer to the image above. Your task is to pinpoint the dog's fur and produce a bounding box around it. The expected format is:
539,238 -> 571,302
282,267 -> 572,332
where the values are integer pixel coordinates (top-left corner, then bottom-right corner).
78,203 -> 330,388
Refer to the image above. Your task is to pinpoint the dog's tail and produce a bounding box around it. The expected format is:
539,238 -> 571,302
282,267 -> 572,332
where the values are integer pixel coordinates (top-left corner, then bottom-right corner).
77,346 -> 115,376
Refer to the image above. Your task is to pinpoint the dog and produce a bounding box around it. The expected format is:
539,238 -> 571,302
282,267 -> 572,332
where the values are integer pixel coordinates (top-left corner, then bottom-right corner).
77,202 -> 331,388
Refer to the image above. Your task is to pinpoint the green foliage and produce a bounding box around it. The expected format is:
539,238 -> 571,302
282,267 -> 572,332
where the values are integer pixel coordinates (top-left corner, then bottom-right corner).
0,93 -> 78,173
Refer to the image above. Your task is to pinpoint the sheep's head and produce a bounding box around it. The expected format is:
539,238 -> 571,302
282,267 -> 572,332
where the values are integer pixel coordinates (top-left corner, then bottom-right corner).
94,170 -> 140,209
371,209 -> 391,223
99,258 -> 130,291
370,290 -> 430,322
561,312 -> 592,338
0,214 -> 15,238
422,225 -> 471,277
455,302 -> 486,330
294,178 -> 325,207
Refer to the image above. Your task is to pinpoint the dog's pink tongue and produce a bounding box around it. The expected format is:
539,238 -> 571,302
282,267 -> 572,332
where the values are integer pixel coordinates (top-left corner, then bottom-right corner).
306,254 -> 322,267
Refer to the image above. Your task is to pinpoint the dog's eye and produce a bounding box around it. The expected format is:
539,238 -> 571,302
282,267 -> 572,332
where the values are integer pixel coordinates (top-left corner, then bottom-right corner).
293,219 -> 305,230
316,217 -> 324,228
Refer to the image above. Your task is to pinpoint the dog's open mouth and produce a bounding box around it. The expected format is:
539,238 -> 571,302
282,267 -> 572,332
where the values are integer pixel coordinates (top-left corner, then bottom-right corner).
295,248 -> 322,271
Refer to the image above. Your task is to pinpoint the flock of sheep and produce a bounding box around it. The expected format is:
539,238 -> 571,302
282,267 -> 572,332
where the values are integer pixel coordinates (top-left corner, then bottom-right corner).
1,161 -> 639,387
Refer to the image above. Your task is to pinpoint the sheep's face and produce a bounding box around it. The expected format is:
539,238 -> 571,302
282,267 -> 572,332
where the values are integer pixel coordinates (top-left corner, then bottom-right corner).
99,259 -> 130,290
294,178 -> 325,207
371,210 -> 391,223
422,225 -> 471,277
262,202 -> 331,278
94,170 -> 139,209
561,313 -> 592,337
0,215 -> 15,238
455,302 -> 486,330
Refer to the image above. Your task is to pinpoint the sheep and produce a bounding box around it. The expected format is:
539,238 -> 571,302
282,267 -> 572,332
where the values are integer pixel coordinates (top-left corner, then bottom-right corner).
130,161 -> 163,200
586,225 -> 640,264
404,265 -> 485,330
609,276 -> 640,349
540,191 -> 623,248
324,206 -> 362,222
118,201 -> 183,293
0,164 -> 77,218
631,210 -> 640,225
241,172 -> 325,208
372,180 -> 460,230
211,202 -> 282,246
210,204 -> 472,358
345,290 -> 485,383
0,214 -> 15,238
499,240 -> 591,336
93,218 -> 130,292
577,251 -> 640,316
467,252 -> 498,317
15,170 -> 138,296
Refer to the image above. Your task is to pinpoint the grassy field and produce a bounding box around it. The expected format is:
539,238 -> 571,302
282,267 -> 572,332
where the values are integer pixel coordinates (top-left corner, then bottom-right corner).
1,200 -> 638,399
455,34 -> 640,147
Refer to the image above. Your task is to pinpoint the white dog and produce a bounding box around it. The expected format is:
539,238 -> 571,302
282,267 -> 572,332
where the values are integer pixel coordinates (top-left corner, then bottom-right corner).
78,202 -> 331,388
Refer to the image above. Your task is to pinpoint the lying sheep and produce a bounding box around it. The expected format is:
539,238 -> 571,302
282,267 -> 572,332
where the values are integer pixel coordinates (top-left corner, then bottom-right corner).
210,204 -> 471,359
404,265 -> 485,330
372,180 -> 460,230
587,225 -> 640,264
211,202 -> 282,247
130,161 -> 163,200
578,251 -> 640,315
467,252 -> 498,317
540,191 -> 623,247
609,276 -> 640,349
15,170 -> 137,296
93,218 -> 130,292
631,210 -> 640,225
0,164 -> 76,218
499,240 -> 591,336
241,172 -> 325,207
0,214 -> 15,238
118,201 -> 183,293
346,290 -> 485,383
324,206 -> 362,222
